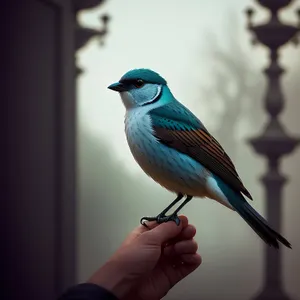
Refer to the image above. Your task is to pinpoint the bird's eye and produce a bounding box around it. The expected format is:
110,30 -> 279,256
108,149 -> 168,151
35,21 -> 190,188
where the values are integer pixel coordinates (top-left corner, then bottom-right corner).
134,79 -> 144,88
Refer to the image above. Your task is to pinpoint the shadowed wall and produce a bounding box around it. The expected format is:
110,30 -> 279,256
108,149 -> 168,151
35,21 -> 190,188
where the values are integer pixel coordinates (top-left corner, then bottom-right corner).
3,1 -> 76,299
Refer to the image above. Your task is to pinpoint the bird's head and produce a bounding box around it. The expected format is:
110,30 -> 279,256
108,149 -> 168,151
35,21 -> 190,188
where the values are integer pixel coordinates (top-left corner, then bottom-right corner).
108,68 -> 168,109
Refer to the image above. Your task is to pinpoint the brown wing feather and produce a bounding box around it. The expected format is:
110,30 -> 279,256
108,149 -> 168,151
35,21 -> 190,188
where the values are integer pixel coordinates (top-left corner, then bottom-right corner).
154,127 -> 253,200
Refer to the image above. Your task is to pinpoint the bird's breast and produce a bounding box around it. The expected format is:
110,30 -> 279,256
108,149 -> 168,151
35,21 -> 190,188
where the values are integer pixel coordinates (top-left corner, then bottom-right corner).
124,110 -> 209,196
125,111 -> 160,170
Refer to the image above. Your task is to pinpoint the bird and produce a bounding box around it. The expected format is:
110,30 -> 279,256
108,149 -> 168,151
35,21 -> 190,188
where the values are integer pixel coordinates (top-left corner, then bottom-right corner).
108,68 -> 291,249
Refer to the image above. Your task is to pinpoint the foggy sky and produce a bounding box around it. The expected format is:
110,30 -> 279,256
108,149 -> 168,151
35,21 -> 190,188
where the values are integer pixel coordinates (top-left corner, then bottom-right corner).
76,1 -> 300,299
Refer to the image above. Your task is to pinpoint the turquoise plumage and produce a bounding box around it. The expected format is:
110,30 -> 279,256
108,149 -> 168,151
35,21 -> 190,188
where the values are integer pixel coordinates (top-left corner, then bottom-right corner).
108,68 -> 291,249
150,100 -> 205,130
120,68 -> 167,85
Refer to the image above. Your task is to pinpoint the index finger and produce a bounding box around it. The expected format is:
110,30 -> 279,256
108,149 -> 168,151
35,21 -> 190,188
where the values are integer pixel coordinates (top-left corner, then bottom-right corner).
123,215 -> 189,245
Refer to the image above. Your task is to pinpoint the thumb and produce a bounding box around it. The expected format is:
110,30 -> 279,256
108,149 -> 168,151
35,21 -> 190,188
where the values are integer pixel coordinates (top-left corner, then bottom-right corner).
144,220 -> 183,245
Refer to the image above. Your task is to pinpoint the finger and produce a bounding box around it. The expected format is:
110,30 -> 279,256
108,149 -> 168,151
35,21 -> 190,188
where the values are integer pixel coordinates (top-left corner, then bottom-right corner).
177,224 -> 196,240
163,238 -> 198,257
180,253 -> 202,265
134,215 -> 188,237
131,221 -> 160,237
174,239 -> 198,255
121,220 -> 162,246
159,253 -> 202,289
162,225 -> 196,249
125,215 -> 189,246
141,215 -> 189,232
177,215 -> 189,228
164,224 -> 196,247
142,216 -> 187,245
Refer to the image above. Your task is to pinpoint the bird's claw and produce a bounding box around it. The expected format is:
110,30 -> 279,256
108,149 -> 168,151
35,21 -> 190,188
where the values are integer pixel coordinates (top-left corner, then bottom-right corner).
159,214 -> 181,226
140,216 -> 161,228
140,213 -> 181,228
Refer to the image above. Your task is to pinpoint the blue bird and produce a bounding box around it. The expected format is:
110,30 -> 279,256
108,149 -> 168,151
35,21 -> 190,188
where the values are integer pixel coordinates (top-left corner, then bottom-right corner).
108,68 -> 291,249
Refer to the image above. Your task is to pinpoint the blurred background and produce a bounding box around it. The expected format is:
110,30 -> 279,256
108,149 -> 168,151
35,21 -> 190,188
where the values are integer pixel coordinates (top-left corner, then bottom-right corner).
3,0 -> 300,300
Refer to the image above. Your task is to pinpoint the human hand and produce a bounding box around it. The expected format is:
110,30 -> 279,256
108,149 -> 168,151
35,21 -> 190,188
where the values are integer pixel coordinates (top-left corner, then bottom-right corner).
88,215 -> 201,300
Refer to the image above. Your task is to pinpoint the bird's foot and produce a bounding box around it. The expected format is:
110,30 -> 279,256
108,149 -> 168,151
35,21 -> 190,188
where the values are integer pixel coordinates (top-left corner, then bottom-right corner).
140,213 -> 181,228
140,215 -> 159,227
159,214 -> 181,226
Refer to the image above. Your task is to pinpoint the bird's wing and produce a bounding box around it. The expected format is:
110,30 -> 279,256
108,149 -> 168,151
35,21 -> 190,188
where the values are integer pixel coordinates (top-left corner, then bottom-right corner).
149,101 -> 253,200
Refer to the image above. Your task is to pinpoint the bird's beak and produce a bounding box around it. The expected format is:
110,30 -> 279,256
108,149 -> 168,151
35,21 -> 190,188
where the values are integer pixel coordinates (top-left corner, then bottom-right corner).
107,82 -> 126,92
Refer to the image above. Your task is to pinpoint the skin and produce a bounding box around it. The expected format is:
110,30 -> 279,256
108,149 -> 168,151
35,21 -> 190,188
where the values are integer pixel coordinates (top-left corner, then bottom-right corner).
88,215 -> 202,300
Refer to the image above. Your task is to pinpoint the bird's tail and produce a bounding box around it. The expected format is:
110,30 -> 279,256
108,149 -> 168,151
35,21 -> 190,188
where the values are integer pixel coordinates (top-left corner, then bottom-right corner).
231,197 -> 291,249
